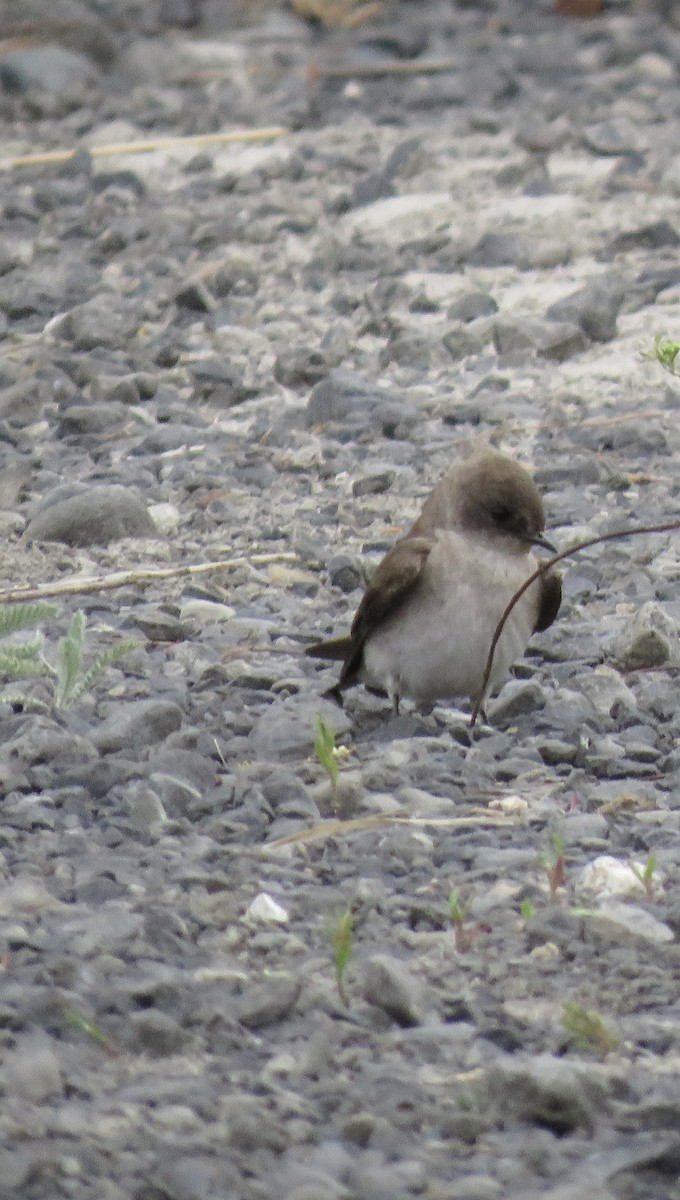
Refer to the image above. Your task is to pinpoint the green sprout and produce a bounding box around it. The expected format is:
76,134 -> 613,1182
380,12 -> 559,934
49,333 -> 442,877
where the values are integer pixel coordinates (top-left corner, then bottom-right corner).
562,1001 -> 618,1058
449,888 -> 475,953
314,714 -> 340,806
539,832 -> 566,898
642,334 -> 680,377
520,898 -> 535,921
629,852 -> 658,901
332,906 -> 353,1006
64,1008 -> 118,1057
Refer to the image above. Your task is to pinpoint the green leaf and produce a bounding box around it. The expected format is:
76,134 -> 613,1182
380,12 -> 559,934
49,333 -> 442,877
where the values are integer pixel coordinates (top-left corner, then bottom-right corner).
0,602 -> 58,637
62,640 -> 136,707
642,334 -> 680,376
333,906 -> 353,1006
0,637 -> 48,678
562,1001 -> 618,1057
55,611 -> 86,708
314,715 -> 339,789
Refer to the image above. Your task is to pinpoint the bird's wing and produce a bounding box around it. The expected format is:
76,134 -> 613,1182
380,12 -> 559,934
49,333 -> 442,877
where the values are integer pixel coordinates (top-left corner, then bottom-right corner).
337,535 -> 434,690
534,569 -> 562,633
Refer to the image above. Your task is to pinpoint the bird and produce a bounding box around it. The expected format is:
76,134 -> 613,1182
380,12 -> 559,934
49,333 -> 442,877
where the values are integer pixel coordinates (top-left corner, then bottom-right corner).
306,447 -> 561,715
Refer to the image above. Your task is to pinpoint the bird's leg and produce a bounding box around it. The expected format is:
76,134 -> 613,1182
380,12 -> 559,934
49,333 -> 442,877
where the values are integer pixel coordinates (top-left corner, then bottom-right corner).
387,674 -> 401,716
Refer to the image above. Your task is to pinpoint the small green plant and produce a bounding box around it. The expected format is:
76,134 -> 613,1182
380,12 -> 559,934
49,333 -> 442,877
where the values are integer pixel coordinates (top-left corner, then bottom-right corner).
642,334 -> 680,377
0,604 -> 135,708
64,1008 -> 118,1057
562,1001 -> 618,1058
520,898 -> 535,921
314,714 -> 340,806
540,833 -> 566,898
52,611 -> 136,709
629,852 -> 658,901
332,906 -> 353,1006
449,888 -> 475,953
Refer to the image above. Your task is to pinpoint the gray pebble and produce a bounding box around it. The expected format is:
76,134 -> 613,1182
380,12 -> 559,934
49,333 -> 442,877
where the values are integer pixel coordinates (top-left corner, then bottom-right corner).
92,700 -> 183,753
545,277 -> 624,342
0,45 -> 97,93
360,953 -> 429,1026
489,680 -> 547,724
613,602 -> 678,669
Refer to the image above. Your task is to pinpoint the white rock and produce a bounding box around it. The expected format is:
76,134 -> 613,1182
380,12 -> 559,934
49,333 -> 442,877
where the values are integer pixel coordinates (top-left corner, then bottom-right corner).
577,855 -> 662,900
245,893 -> 289,924
339,193 -> 453,240
179,599 -> 236,623
147,502 -> 181,534
584,901 -> 673,946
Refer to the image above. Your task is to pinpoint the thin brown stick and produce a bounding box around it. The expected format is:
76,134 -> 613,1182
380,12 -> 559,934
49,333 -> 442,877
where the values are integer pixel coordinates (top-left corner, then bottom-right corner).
262,810 -> 512,852
2,128 -> 289,171
0,552 -> 298,606
470,519 -> 680,726
309,56 -> 460,79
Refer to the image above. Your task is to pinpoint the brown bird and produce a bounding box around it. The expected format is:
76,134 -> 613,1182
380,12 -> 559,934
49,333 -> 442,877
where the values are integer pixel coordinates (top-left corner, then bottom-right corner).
306,448 -> 561,714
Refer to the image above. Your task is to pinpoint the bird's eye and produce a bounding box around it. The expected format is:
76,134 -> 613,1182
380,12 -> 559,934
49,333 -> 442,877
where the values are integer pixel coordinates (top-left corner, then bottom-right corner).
491,504 -> 513,525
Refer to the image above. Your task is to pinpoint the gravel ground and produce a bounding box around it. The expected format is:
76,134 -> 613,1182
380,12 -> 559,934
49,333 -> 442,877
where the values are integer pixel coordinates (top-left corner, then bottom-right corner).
2,1 -> 680,1197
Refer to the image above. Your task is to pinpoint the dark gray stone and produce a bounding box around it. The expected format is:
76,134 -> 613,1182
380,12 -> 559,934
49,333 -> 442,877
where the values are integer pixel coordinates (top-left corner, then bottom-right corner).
447,291 -> 499,322
545,277 -> 625,342
92,700 -> 183,753
0,45 -> 97,93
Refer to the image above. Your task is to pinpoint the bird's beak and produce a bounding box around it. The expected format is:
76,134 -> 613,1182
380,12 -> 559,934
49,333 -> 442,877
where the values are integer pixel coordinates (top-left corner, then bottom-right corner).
532,533 -> 556,554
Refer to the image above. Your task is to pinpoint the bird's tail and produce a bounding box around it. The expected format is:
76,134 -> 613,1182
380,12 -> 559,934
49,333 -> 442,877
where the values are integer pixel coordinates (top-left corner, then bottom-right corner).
305,635 -> 352,661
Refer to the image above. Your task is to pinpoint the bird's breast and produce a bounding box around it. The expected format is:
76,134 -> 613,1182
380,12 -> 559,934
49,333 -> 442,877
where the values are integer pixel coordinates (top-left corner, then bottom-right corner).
361,530 -> 540,703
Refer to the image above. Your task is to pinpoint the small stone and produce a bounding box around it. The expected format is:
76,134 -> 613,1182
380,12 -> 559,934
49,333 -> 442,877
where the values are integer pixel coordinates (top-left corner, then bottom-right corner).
493,318 -> 588,360
466,232 -> 532,268
245,893 -> 289,924
92,700 -> 183,753
573,665 -> 638,721
132,1011 -> 189,1056
489,680 -> 546,724
148,502 -> 181,535
545,277 -> 624,342
339,193 -> 452,241
360,953 -> 428,1026
236,975 -> 301,1029
613,602 -> 678,670
608,221 -> 680,255
577,855 -> 661,900
584,902 -> 673,946
352,471 -> 395,497
308,369 -> 394,425
447,291 -> 498,322
486,1055 -> 604,1134
328,554 -> 364,593
515,117 -> 571,153
3,1035 -> 63,1102
443,322 -> 489,360
175,280 -> 215,311
537,738 -> 577,766
0,46 -> 97,93
582,118 -> 648,156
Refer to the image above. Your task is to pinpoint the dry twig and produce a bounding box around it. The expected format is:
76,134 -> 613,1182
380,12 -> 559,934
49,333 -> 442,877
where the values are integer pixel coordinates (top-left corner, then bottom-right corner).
0,552 -> 298,606
1,127 -> 288,171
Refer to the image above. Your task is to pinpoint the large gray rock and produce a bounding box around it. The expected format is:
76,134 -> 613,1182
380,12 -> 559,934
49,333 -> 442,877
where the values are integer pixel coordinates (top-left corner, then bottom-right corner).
25,485 -> 156,546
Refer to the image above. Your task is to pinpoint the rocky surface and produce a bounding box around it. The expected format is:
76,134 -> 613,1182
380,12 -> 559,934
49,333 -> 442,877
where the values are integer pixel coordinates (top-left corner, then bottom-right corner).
2,1 -> 680,1197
